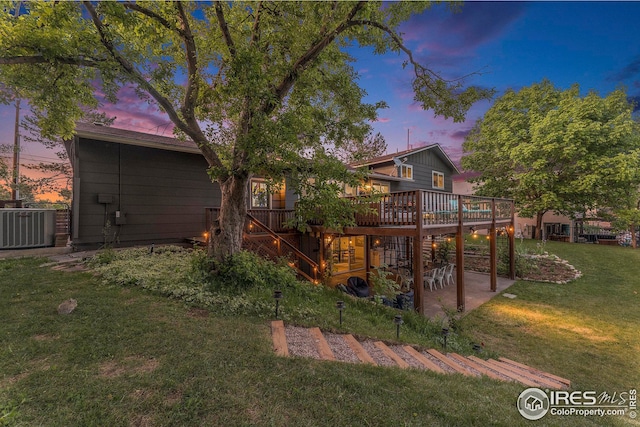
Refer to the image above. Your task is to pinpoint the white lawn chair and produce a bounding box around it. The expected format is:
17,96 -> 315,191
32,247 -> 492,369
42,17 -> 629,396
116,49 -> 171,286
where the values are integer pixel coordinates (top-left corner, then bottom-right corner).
434,266 -> 446,289
423,269 -> 437,291
444,263 -> 455,286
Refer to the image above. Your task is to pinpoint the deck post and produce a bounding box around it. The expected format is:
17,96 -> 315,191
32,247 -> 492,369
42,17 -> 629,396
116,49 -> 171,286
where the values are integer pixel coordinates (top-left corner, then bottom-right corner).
490,199 -> 497,292
509,202 -> 516,280
413,190 -> 425,314
456,194 -> 465,312
319,232 -> 326,279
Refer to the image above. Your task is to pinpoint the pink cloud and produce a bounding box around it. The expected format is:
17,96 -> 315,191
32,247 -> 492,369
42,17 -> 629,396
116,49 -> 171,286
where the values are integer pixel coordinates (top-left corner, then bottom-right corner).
376,117 -> 391,123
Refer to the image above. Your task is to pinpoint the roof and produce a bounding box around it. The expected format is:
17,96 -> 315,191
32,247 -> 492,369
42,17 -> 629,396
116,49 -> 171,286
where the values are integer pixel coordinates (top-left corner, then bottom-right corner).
350,144 -> 461,175
73,122 -> 201,154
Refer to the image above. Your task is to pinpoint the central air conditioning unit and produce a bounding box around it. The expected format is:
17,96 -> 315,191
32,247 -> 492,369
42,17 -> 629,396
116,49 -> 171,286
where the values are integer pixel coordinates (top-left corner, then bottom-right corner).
0,209 -> 56,249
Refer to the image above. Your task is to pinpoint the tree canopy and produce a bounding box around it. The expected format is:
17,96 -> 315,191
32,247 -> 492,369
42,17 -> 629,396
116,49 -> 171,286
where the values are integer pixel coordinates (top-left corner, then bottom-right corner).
461,79 -> 640,239
0,1 -> 492,259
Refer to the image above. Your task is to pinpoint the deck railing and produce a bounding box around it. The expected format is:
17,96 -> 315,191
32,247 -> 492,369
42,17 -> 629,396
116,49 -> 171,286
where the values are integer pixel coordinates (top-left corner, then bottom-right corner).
353,190 -> 513,228
206,190 -> 513,234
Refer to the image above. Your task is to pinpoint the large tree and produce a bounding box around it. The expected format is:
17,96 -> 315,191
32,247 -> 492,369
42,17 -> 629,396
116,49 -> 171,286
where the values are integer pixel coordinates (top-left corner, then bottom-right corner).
462,79 -> 640,239
0,1 -> 491,261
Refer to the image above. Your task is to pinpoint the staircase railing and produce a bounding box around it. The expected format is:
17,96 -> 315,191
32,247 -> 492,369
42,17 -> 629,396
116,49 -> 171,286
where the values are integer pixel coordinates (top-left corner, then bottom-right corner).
245,213 -> 319,283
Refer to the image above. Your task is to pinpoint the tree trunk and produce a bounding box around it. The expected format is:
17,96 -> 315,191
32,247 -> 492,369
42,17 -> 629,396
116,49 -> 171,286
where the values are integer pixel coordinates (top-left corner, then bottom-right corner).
208,175 -> 249,262
535,211 -> 545,240
632,223 -> 637,249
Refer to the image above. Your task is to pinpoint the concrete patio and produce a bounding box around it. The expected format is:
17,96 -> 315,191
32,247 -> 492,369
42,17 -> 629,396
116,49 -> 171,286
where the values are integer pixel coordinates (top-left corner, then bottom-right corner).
423,271 -> 516,318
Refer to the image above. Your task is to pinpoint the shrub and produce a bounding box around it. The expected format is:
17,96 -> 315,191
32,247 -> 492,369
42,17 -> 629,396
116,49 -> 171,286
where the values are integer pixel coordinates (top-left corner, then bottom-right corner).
204,251 -> 300,294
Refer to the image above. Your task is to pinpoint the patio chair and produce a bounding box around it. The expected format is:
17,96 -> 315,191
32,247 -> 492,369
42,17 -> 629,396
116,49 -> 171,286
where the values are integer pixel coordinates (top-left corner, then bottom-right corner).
423,269 -> 437,291
434,266 -> 446,289
443,263 -> 455,286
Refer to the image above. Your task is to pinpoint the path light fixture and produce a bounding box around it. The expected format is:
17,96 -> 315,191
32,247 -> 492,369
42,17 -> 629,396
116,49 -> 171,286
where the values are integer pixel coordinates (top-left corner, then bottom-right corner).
472,343 -> 482,354
441,327 -> 450,350
336,300 -> 345,326
273,290 -> 283,319
394,314 -> 403,339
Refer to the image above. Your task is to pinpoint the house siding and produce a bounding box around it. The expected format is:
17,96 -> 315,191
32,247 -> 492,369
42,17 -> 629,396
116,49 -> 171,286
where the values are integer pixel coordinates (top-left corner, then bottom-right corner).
74,138 -> 220,247
375,150 -> 454,193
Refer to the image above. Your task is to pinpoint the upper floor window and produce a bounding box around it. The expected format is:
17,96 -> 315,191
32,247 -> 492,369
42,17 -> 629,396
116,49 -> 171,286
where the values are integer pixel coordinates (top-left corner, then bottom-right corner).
399,164 -> 413,179
251,179 -> 269,208
432,171 -> 444,190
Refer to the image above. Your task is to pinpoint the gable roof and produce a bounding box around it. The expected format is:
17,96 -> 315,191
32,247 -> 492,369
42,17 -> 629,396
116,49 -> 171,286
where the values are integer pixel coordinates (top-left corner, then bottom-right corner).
350,144 -> 461,175
73,122 -> 200,154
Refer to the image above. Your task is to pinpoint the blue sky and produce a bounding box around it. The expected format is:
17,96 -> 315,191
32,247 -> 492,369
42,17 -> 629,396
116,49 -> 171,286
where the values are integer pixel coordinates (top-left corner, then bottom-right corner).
2,1 -> 640,170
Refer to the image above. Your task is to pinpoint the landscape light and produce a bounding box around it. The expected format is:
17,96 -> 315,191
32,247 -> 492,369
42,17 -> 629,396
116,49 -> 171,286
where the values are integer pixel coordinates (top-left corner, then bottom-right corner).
273,290 -> 283,319
336,300 -> 345,326
394,314 -> 403,339
442,327 -> 450,350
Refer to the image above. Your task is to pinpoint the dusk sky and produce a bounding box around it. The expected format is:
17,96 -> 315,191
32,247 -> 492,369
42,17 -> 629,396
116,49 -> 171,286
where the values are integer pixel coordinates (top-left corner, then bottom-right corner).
1,1 -> 640,173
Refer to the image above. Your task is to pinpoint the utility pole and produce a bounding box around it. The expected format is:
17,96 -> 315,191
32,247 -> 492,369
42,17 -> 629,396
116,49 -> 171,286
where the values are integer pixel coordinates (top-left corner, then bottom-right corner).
11,2 -> 21,201
11,98 -> 20,200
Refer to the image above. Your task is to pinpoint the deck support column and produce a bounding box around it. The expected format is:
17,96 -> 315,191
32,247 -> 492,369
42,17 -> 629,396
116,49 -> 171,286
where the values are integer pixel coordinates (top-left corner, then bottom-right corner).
413,190 -> 424,314
456,195 -> 465,312
490,199 -> 497,292
509,202 -> 516,280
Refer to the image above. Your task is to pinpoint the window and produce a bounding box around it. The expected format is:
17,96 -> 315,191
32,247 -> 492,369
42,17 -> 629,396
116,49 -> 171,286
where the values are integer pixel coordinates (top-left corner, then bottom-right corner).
432,171 -> 444,189
399,164 -> 413,179
372,181 -> 390,194
250,180 -> 269,208
357,181 -> 389,195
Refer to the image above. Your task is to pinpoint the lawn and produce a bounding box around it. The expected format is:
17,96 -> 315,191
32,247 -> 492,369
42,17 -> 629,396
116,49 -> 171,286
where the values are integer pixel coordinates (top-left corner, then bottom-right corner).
1,242 -> 638,426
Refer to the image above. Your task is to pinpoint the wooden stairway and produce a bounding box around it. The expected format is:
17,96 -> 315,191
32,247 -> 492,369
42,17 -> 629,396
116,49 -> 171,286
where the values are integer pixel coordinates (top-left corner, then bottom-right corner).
271,320 -> 570,389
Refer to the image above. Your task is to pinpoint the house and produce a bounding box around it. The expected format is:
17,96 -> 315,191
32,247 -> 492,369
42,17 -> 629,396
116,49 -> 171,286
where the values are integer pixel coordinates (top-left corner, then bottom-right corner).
65,122 -> 515,314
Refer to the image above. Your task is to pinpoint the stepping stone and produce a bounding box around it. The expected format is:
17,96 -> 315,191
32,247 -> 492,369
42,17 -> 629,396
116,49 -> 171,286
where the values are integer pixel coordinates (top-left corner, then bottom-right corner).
309,327 -> 335,361
426,349 -> 473,376
402,346 -> 445,373
271,320 -> 288,356
373,341 -> 409,368
343,334 -> 376,365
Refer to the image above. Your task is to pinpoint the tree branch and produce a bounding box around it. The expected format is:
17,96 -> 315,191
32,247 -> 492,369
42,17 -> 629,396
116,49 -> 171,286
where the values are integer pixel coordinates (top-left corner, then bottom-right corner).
0,56 -> 102,67
122,1 -> 184,36
272,1 -> 366,108
176,3 -> 198,121
214,1 -> 236,57
250,1 -> 262,47
82,1 -> 222,170
347,18 -> 449,97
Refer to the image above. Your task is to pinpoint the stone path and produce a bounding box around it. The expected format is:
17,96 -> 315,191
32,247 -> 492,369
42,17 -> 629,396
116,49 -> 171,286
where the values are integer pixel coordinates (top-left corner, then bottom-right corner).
271,320 -> 570,390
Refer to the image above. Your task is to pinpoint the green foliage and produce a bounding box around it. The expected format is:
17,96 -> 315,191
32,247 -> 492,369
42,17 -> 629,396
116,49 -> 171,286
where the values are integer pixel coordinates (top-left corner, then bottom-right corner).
205,250 -> 300,294
462,80 -> 640,234
0,1 -> 492,256
368,265 -> 401,298
497,244 -> 534,278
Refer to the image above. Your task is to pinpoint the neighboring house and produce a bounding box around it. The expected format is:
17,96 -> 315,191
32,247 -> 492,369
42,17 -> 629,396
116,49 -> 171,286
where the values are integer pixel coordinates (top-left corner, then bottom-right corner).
453,177 -> 614,243
65,123 -> 515,314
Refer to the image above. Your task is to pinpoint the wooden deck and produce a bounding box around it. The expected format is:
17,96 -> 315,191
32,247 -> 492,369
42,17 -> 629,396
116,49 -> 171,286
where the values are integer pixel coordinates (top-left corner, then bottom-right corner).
206,190 -> 515,315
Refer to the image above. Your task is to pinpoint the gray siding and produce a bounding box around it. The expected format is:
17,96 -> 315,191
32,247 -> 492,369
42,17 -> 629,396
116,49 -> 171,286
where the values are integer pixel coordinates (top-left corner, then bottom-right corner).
75,138 -> 220,247
380,149 -> 454,193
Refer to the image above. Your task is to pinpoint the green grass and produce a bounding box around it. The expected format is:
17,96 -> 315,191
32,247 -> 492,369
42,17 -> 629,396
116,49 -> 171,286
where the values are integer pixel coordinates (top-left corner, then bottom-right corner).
1,243 -> 638,426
